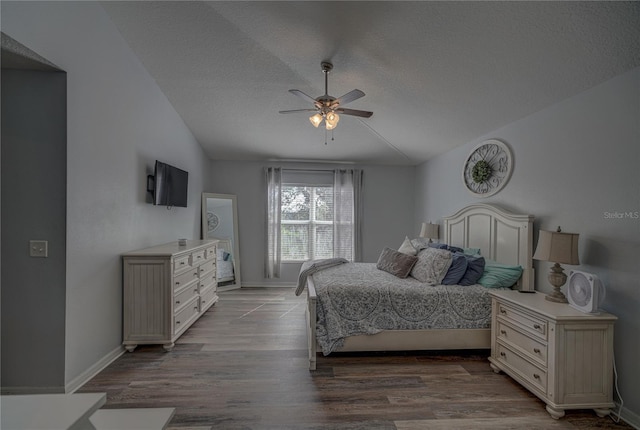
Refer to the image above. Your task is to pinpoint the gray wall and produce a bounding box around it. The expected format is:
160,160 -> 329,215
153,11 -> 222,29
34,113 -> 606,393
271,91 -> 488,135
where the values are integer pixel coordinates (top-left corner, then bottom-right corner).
1,2 -> 210,391
208,160 -> 416,285
414,67 -> 640,425
1,69 -> 67,391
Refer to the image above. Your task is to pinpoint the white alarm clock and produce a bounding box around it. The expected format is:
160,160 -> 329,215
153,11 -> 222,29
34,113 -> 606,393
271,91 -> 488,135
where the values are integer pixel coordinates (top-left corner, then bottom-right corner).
567,270 -> 605,314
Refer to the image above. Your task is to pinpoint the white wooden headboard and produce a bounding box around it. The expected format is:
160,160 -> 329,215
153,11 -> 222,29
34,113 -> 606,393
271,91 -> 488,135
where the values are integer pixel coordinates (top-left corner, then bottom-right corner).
443,204 -> 535,291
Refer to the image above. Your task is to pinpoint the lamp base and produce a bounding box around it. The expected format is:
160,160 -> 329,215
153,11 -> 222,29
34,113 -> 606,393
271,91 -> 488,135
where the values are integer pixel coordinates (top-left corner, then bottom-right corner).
545,289 -> 568,303
544,262 -> 569,303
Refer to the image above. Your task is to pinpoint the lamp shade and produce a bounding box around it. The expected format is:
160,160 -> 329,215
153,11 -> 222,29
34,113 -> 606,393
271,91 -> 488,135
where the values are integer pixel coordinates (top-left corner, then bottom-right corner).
420,222 -> 439,240
533,228 -> 579,265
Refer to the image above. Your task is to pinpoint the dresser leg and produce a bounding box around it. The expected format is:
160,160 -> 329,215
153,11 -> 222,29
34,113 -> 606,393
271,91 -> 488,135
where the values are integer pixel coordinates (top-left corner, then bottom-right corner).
594,408 -> 611,418
546,405 -> 565,419
124,344 -> 137,353
162,343 -> 175,352
489,362 -> 501,374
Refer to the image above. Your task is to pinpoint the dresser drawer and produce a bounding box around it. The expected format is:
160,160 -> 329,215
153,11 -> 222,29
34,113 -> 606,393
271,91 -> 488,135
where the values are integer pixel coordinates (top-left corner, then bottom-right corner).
173,254 -> 191,273
204,245 -> 217,260
198,259 -> 216,276
199,270 -> 216,290
496,342 -> 547,393
200,285 -> 218,311
174,284 -> 199,311
497,321 -> 547,366
497,302 -> 547,340
191,250 -> 206,265
173,268 -> 198,291
174,297 -> 199,335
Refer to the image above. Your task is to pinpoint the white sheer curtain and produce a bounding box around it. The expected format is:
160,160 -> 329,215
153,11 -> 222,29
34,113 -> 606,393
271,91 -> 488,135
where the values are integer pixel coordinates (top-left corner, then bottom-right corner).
333,169 -> 363,262
265,167 -> 282,278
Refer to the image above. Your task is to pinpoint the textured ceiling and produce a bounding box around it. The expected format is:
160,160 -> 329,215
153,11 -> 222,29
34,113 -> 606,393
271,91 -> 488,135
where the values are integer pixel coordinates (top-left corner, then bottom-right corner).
102,1 -> 640,166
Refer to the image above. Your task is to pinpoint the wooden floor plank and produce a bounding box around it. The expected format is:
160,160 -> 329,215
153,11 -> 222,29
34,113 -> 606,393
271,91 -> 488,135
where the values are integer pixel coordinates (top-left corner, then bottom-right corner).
79,287 -> 632,429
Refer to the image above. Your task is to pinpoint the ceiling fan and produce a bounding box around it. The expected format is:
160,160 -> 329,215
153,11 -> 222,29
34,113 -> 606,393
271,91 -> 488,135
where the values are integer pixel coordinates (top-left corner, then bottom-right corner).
279,61 -> 373,131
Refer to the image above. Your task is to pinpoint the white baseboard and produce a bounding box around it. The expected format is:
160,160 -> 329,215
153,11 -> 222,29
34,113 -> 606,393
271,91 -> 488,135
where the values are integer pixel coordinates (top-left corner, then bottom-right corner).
66,345 -> 125,393
238,282 -> 296,288
616,403 -> 640,429
1,386 -> 65,395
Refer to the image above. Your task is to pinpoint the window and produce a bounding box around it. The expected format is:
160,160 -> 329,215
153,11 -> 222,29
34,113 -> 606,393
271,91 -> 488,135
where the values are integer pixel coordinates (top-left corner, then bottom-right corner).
281,185 -> 334,261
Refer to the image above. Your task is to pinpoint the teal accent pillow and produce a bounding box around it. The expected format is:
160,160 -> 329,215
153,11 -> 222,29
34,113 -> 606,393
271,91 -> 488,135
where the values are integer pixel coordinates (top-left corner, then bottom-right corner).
463,247 -> 481,256
478,260 -> 523,288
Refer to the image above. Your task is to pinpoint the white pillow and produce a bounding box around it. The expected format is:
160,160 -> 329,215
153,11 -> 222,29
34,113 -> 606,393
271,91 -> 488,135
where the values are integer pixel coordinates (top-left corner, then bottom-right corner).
398,236 -> 418,256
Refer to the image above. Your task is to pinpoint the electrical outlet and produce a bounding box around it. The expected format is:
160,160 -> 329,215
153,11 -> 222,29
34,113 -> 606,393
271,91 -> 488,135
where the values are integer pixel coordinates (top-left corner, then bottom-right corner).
29,240 -> 48,258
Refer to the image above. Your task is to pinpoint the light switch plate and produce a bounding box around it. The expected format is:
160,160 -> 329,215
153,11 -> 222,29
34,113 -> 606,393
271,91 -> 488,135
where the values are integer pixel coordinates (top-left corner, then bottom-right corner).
29,240 -> 48,257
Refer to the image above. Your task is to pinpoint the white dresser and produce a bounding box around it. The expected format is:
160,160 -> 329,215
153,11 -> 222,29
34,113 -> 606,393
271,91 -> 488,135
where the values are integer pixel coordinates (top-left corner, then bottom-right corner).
488,289 -> 617,419
122,240 -> 218,352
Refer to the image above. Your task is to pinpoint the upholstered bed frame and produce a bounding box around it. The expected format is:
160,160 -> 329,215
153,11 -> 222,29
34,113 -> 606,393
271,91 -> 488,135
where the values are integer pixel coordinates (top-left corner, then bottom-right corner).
304,203 -> 534,370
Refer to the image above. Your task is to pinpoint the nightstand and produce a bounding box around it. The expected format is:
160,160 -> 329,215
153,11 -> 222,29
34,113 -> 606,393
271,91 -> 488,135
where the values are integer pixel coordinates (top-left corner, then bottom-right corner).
488,290 -> 617,419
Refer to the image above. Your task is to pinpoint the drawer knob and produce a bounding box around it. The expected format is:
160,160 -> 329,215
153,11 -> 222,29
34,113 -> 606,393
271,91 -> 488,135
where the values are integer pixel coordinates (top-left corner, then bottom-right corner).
500,352 -> 506,357
533,324 -> 541,330
176,300 -> 180,304
197,256 -> 202,259
534,348 -> 541,354
176,320 -> 181,325
500,330 -> 507,335
175,282 -> 180,285
533,373 -> 540,380
500,309 -> 507,314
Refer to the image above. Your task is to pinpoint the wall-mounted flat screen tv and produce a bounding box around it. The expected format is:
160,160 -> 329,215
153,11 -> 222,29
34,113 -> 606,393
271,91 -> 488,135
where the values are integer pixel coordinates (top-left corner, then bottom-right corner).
148,160 -> 188,207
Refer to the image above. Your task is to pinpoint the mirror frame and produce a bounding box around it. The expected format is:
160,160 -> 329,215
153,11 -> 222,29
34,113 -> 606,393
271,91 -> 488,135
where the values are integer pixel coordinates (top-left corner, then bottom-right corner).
201,192 -> 241,290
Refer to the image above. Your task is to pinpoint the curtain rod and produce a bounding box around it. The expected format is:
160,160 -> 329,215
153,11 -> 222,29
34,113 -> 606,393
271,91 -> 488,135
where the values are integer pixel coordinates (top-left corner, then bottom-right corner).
282,168 -> 335,173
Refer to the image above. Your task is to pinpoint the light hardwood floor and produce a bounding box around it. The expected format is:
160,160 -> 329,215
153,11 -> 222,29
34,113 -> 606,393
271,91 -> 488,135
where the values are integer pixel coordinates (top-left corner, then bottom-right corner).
78,287 -> 632,429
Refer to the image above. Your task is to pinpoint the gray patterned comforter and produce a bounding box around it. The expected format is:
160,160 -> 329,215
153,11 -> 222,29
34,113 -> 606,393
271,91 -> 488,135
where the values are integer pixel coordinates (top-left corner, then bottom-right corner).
311,262 -> 494,355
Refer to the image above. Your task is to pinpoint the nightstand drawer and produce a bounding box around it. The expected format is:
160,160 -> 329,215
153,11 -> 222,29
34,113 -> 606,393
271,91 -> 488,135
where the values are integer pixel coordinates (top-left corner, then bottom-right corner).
497,302 -> 547,340
496,342 -> 547,393
497,321 -> 547,367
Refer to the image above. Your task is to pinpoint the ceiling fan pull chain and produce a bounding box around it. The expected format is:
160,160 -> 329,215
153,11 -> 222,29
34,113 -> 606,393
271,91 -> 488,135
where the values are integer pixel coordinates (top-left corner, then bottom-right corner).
324,128 -> 328,145
331,129 -> 335,141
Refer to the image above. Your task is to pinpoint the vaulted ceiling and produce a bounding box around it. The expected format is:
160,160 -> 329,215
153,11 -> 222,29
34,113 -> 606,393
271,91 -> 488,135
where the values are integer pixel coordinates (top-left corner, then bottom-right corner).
102,1 -> 640,166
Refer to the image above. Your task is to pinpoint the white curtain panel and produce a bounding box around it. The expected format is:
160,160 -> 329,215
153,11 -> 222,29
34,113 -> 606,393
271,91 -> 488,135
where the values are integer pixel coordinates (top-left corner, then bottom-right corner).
333,169 -> 363,262
265,167 -> 282,278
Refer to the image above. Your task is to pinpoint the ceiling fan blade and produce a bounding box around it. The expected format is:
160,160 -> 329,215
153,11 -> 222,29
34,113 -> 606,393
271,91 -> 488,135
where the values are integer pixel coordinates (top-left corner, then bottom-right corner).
336,108 -> 373,118
279,109 -> 317,114
334,89 -> 365,106
289,89 -> 317,104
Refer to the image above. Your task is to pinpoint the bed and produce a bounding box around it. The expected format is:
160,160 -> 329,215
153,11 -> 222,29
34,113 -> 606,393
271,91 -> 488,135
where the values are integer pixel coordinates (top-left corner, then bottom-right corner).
302,203 -> 534,370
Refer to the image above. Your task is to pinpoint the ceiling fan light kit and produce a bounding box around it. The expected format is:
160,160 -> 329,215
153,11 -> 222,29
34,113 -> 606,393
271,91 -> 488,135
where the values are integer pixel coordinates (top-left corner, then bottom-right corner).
280,61 -> 372,133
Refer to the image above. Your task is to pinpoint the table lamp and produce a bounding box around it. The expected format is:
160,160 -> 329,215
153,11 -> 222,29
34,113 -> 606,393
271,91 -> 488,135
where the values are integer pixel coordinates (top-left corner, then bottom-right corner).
533,226 -> 579,303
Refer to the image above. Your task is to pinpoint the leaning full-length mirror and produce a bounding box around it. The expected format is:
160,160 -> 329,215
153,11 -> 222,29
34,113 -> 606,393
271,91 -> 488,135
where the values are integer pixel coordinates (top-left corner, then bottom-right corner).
202,193 -> 241,291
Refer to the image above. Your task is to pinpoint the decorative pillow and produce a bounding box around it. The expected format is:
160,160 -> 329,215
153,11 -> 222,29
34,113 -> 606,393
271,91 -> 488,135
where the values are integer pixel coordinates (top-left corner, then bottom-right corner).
478,260 -> 523,288
398,236 -> 418,256
441,252 -> 469,285
463,247 -> 481,256
376,247 -> 418,278
410,237 -> 430,251
429,243 -> 464,253
410,248 -> 453,285
458,255 -> 486,286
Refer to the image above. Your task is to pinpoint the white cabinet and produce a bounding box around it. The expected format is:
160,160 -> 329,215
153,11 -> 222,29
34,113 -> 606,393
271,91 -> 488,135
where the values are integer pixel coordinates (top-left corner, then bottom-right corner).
122,240 -> 218,352
489,290 -> 617,419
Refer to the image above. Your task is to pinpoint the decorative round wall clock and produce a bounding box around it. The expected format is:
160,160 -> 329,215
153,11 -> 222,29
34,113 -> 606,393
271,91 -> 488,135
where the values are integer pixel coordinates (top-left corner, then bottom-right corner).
462,139 -> 513,197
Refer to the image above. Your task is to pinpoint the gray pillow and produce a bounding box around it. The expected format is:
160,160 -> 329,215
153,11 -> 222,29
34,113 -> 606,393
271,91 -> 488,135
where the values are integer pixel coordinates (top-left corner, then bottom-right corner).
376,247 -> 418,278
410,247 -> 453,285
